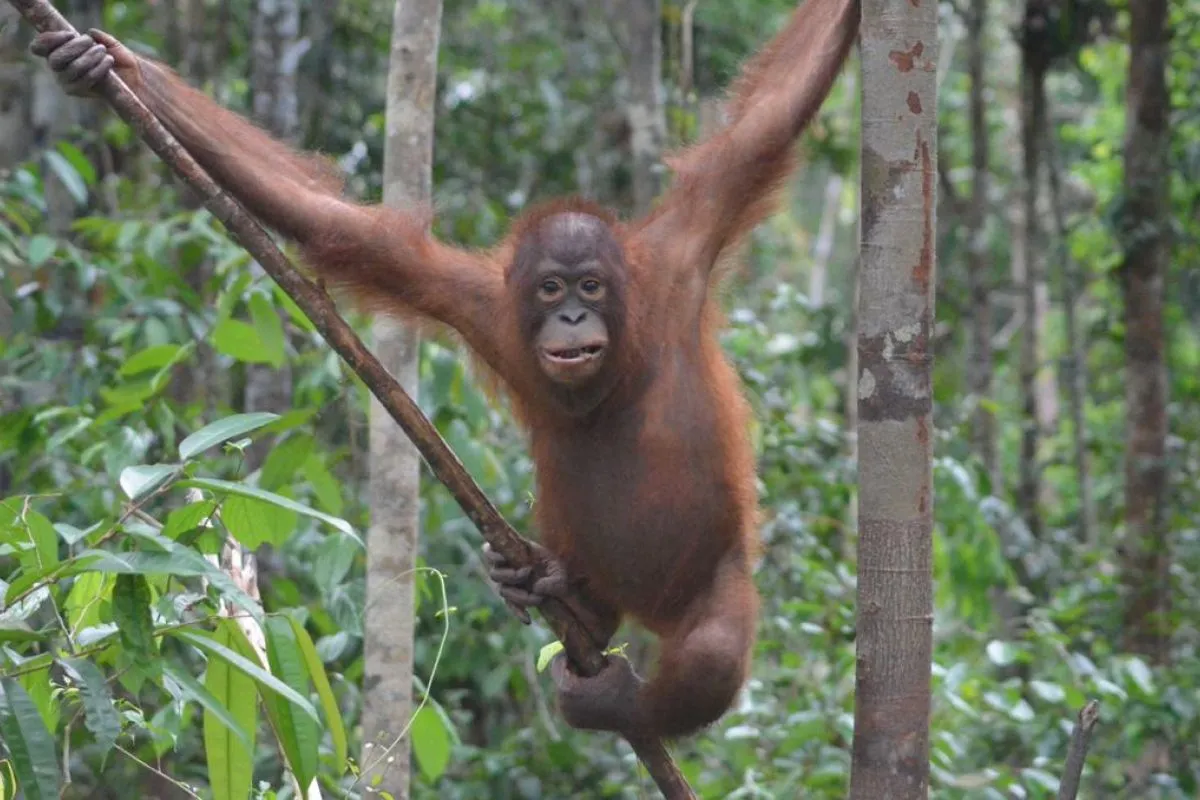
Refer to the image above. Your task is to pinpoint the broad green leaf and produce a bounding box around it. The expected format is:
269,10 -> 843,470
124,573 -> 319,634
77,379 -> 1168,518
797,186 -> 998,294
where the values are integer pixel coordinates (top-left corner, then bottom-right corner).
65,571 -> 111,633
119,344 -> 183,378
212,319 -> 275,364
302,454 -> 344,516
162,501 -> 218,540
200,622 -> 257,800
164,658 -> 253,750
113,575 -> 159,687
59,658 -> 122,757
182,478 -> 361,546
118,464 -> 179,502
19,511 -> 58,571
411,704 -> 452,782
262,617 -> 320,791
0,678 -> 60,800
168,628 -> 319,722
76,548 -> 261,621
55,141 -> 96,185
222,494 -> 298,549
44,150 -> 88,204
17,668 -> 57,734
260,435 -> 315,490
179,412 -> 281,461
288,615 -> 348,770
26,235 -> 56,268
1125,657 -> 1156,696
248,293 -> 286,368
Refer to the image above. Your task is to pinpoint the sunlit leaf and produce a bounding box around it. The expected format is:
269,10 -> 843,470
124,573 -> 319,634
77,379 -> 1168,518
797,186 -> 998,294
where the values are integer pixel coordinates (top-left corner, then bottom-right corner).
182,478 -> 361,546
199,622 -> 257,800
262,616 -> 320,791
119,345 -> 184,378
248,293 -> 286,368
0,678 -> 60,800
287,615 -> 348,770
222,494 -> 298,549
411,704 -> 452,782
118,464 -> 179,502
212,319 -> 274,364
168,628 -> 319,721
179,412 -> 281,460
25,235 -> 56,268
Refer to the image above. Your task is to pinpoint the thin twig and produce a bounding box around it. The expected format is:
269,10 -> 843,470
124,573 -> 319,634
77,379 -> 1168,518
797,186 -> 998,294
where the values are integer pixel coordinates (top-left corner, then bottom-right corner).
9,1 -> 694,796
1056,700 -> 1100,800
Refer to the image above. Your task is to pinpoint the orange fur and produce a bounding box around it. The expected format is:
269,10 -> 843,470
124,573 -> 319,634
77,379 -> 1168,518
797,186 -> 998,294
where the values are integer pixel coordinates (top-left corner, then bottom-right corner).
96,0 -> 859,739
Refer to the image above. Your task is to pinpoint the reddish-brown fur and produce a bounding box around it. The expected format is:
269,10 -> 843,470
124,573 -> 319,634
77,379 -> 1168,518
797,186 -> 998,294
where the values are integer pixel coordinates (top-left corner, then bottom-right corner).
38,0 -> 860,738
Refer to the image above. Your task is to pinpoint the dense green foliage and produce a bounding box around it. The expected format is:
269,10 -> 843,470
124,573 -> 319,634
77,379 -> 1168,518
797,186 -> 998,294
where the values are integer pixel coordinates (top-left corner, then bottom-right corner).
2,0 -> 1199,798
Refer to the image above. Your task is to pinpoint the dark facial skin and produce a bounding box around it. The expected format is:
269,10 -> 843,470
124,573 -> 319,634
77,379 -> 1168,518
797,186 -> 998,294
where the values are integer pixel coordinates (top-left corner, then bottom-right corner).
512,212 -> 628,399
533,258 -> 610,384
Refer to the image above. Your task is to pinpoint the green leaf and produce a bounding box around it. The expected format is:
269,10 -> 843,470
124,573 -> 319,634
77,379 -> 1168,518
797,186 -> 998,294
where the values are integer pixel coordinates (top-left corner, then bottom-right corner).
222,494 -> 298,549
179,412 -> 281,460
118,464 -> 179,502
212,319 -> 275,364
164,657 -> 253,750
302,454 -> 344,516
113,575 -> 159,671
1125,657 -> 1156,696
200,622 -> 257,800
26,235 -> 56,268
119,344 -> 184,378
65,571 -> 111,633
182,478 -> 361,546
168,628 -> 319,722
262,617 -> 320,791
287,615 -> 348,770
248,293 -> 286,368
55,141 -> 96,185
76,548 -> 261,621
536,641 -> 564,673
20,511 -> 58,571
0,677 -> 60,800
411,704 -> 452,782
162,500 -> 218,540
59,657 -> 122,757
259,434 -> 315,490
44,150 -> 88,204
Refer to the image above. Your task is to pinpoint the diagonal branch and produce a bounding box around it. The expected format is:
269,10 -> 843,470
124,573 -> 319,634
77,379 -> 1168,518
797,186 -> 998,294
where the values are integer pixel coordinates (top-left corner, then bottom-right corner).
9,1 -> 694,796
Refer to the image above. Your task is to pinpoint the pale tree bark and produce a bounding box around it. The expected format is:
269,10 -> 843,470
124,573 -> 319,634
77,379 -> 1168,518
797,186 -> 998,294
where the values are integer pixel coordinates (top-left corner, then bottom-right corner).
849,0 -> 936,796
1046,125 -> 1096,544
964,0 -> 998,490
1119,0 -> 1171,664
1016,1 -> 1048,540
624,0 -> 665,214
360,1 -> 441,796
244,0 -> 302,470
0,4 -> 32,169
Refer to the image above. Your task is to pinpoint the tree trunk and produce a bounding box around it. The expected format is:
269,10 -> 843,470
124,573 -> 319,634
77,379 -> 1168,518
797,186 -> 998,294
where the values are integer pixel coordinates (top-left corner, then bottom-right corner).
244,0 -> 302,470
360,1 -> 442,796
1045,125 -> 1096,544
964,0 -> 997,490
849,0 -> 936,796
1119,0 -> 1171,664
624,0 -> 665,214
1016,23 -> 1046,539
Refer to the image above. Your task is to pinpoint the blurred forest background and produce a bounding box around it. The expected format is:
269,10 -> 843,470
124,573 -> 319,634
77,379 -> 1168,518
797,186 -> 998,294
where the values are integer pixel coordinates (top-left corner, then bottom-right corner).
0,0 -> 1198,798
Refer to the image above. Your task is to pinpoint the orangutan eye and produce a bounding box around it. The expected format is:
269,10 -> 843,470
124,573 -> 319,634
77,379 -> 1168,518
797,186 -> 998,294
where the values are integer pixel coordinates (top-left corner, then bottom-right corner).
538,278 -> 565,301
579,279 -> 605,300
